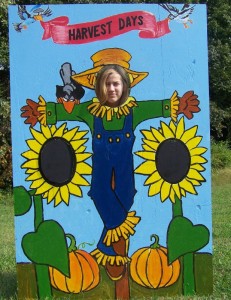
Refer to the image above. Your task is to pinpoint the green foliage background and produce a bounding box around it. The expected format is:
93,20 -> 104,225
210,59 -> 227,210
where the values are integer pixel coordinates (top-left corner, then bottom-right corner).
0,0 -> 231,188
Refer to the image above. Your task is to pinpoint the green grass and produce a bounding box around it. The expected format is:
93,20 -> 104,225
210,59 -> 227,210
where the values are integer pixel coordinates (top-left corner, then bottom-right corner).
211,168 -> 231,298
0,190 -> 17,300
0,169 -> 231,299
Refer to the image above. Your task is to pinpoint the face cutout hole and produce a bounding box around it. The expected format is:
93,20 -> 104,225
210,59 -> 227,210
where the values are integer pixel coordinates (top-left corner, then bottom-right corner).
156,138 -> 191,184
39,137 -> 76,187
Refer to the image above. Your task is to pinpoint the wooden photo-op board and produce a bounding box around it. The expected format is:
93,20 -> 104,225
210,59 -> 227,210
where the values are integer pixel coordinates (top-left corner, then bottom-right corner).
9,3 -> 212,299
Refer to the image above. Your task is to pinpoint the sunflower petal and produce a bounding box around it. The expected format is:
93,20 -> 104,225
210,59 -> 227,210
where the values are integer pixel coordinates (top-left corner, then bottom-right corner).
71,139 -> 88,151
21,150 -> 38,160
62,127 -> 79,141
25,168 -> 37,174
135,151 -> 156,161
26,170 -> 42,181
54,191 -> 63,206
148,179 -> 163,196
160,181 -> 171,202
190,147 -> 207,156
35,181 -> 53,194
30,178 -> 45,189
191,164 -> 205,172
181,126 -> 198,143
181,189 -> 186,197
27,140 -> 42,153
144,170 -> 161,185
50,125 -> 57,135
72,172 -> 90,186
142,144 -> 154,152
151,128 -> 165,143
186,136 -> 202,150
53,123 -> 67,137
141,129 -> 156,141
21,159 -> 39,169
135,161 -> 156,175
175,117 -> 185,139
179,178 -> 197,195
72,131 -> 89,140
41,125 -> 52,139
47,187 -> 59,203
77,146 -> 87,153
187,178 -> 202,186
169,188 -> 176,203
142,139 -> 159,151
191,155 -> 208,165
187,169 -> 205,181
169,120 -> 176,134
30,128 -> 47,144
68,182 -> 82,197
161,122 -> 175,139
172,183 -> 181,200
76,153 -> 92,163
60,185 -> 70,205
76,162 -> 92,175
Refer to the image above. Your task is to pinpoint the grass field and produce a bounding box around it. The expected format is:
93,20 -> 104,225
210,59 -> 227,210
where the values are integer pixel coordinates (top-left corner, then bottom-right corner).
0,168 -> 231,299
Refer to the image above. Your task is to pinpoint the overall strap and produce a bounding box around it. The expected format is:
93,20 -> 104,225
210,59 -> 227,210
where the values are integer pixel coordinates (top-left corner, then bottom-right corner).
93,109 -> 133,133
93,115 -> 104,133
123,109 -> 133,132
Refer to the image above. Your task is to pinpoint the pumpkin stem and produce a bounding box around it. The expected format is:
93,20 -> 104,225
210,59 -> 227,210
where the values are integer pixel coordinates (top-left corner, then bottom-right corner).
150,234 -> 160,249
66,234 -> 77,252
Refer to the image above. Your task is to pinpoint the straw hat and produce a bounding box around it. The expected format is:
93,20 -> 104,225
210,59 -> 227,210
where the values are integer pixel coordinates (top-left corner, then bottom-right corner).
71,48 -> 149,89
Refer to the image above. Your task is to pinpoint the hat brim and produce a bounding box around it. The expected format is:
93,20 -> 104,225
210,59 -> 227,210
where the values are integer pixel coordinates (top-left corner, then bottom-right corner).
72,66 -> 148,89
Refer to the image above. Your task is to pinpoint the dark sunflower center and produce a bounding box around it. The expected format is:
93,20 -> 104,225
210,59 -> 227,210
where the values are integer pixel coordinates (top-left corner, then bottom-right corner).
156,138 -> 190,184
39,137 -> 76,187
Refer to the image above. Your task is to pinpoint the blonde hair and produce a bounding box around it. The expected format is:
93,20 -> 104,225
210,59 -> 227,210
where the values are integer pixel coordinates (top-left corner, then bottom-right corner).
95,64 -> 131,106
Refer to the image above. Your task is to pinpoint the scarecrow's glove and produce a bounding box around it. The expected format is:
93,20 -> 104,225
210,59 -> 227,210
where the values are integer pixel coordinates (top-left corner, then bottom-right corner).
177,91 -> 200,119
21,96 -> 46,127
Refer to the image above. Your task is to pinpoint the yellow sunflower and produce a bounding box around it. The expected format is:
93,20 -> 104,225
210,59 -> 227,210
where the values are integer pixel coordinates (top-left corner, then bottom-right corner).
21,123 -> 92,206
135,117 -> 207,203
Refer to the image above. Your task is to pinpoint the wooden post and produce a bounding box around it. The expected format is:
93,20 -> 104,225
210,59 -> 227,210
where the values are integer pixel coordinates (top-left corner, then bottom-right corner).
115,264 -> 130,300
111,171 -> 130,300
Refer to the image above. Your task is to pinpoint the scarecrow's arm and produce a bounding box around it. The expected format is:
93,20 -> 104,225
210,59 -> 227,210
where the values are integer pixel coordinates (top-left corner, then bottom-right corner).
46,101 -> 94,131
133,90 -> 200,128
21,97 -> 94,132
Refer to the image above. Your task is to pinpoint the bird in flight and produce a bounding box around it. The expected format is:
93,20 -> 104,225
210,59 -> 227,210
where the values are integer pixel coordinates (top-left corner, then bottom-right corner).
13,5 -> 52,32
159,3 -> 195,28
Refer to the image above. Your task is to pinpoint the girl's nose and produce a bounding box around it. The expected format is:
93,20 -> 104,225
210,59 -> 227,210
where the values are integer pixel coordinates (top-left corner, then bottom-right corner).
108,84 -> 114,91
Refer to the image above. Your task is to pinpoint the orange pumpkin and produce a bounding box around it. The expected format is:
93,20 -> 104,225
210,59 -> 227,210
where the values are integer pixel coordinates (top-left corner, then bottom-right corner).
49,234 -> 100,293
130,234 -> 180,288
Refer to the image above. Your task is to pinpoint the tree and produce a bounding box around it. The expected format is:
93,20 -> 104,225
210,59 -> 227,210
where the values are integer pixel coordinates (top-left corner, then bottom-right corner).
207,0 -> 231,140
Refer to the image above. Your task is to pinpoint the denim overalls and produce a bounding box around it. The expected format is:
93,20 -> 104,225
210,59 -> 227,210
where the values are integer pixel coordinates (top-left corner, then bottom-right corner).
88,111 -> 136,256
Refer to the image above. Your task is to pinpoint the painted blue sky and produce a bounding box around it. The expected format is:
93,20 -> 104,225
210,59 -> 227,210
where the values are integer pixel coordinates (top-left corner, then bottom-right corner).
9,4 -> 211,262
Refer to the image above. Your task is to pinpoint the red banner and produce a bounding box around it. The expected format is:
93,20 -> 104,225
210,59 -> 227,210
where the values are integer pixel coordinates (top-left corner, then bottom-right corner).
40,11 -> 170,44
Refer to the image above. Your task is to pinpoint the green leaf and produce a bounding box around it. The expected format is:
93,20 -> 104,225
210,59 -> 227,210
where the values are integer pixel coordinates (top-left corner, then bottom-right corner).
14,186 -> 32,216
22,220 -> 69,276
167,216 -> 210,264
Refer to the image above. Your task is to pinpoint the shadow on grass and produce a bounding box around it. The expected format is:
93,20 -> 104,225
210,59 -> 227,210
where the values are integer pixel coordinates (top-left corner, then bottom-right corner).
0,271 -> 17,299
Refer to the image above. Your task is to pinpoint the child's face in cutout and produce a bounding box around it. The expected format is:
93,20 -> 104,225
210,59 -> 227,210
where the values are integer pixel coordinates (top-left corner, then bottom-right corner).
105,70 -> 123,107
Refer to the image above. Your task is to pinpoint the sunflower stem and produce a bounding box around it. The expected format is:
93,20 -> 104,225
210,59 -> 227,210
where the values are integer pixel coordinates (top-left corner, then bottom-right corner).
173,194 -> 183,217
33,194 -> 52,298
33,194 -> 44,230
183,252 -> 196,295
172,195 -> 196,295
35,264 -> 52,299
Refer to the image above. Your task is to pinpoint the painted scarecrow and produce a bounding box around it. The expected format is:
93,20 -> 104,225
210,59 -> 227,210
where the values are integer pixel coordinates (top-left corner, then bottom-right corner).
21,48 -> 200,280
